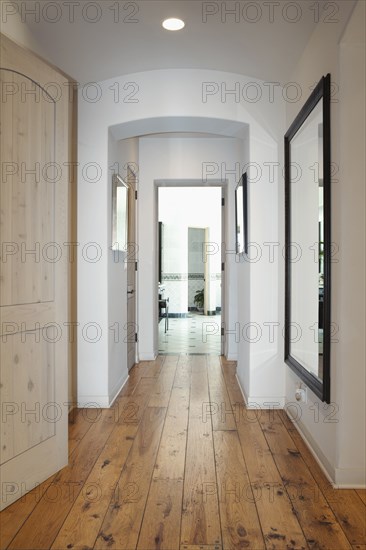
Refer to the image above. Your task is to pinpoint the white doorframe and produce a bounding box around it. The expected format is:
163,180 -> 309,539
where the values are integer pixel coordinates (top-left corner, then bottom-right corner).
126,166 -> 138,369
154,180 -> 228,356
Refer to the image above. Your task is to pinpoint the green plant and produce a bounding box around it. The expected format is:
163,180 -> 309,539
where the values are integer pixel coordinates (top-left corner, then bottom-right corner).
194,288 -> 204,309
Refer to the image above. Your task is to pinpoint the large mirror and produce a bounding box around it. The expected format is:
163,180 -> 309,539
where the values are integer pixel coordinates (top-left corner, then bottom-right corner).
285,74 -> 331,403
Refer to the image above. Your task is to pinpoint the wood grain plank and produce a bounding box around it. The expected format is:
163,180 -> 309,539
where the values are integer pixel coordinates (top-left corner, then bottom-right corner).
50,422 -> 136,550
8,406 -> 121,549
236,425 -> 307,548
222,365 -> 307,549
114,362 -> 147,398
94,406 -> 167,549
207,355 -> 236,431
136,357 -> 191,549
0,474 -> 56,549
148,356 -> 177,408
137,478 -> 184,550
213,430 -> 265,549
259,411 -> 352,550
122,358 -> 162,399
220,357 -> 245,408
5,331 -> 54,459
278,410 -> 366,546
0,328 -> 15,463
138,357 -> 165,379
50,388 -> 155,550
152,384 -> 190,480
0,307 -> 57,463
356,490 -> 366,506
0,67 -> 14,308
3,355 -> 364,550
133,375 -> 162,399
180,356 -> 221,547
127,362 -> 147,384
68,408 -> 94,455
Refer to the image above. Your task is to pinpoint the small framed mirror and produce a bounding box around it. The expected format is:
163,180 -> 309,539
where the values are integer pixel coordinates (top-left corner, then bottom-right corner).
112,174 -> 129,251
285,74 -> 331,403
235,172 -> 248,254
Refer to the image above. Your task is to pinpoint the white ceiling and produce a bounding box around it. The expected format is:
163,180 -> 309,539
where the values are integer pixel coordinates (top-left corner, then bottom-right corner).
17,0 -> 356,84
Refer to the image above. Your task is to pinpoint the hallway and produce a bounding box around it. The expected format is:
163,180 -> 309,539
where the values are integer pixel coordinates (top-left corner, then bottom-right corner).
1,356 -> 365,550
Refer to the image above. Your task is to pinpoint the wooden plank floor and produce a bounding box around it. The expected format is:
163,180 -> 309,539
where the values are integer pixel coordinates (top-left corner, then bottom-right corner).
1,355 -> 365,550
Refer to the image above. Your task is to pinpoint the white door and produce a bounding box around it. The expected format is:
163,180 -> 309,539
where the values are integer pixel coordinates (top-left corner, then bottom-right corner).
0,35 -> 71,510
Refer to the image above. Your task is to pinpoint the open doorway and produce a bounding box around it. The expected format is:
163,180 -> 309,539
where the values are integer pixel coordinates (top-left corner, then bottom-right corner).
157,186 -> 224,354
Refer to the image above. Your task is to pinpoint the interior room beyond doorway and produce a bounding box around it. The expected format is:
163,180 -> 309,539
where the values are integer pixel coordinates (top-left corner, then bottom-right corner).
158,187 -> 223,354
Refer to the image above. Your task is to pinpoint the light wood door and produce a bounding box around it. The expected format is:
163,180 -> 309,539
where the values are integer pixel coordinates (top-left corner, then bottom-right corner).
0,34 -> 72,510
126,167 -> 136,370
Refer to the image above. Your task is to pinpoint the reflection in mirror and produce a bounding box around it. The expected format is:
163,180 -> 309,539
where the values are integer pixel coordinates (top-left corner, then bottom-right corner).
112,174 -> 129,251
290,101 -> 323,379
235,182 -> 243,254
235,172 -> 248,254
285,74 -> 331,403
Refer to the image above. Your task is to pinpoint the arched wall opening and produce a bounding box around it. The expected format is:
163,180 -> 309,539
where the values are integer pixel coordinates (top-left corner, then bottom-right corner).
77,69 -> 284,409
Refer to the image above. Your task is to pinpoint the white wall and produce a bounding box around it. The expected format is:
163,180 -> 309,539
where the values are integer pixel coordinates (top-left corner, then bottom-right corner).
138,138 -> 242,359
187,227 -> 206,310
107,136 -> 138,401
161,223 -> 189,315
77,68 -> 285,405
1,6 -> 42,54
77,123 -> 109,405
336,0 -> 365,485
236,125 -> 285,406
285,0 -> 366,486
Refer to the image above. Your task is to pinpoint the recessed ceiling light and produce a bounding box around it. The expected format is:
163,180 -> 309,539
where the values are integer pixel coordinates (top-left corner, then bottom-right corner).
162,18 -> 185,31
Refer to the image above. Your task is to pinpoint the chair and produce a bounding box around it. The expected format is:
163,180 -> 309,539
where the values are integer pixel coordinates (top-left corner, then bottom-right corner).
159,297 -> 169,333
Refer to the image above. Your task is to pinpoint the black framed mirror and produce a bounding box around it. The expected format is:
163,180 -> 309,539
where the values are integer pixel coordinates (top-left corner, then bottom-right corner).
235,172 -> 248,255
285,74 -> 331,403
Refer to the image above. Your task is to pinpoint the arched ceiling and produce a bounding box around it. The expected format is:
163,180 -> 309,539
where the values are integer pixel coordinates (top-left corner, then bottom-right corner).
109,116 -> 249,140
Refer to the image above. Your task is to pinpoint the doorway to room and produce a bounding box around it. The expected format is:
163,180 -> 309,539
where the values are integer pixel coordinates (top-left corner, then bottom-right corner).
157,186 -> 224,355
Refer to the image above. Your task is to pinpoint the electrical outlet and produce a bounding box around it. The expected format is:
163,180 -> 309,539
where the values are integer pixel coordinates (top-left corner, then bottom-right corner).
295,387 -> 307,403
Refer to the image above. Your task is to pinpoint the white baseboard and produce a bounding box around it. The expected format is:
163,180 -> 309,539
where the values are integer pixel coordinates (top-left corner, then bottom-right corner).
334,468 -> 366,488
235,374 -> 248,405
235,374 -> 285,408
226,353 -> 238,361
280,410 -> 366,488
246,396 -> 286,408
285,407 -> 335,484
76,395 -> 112,408
77,374 -> 128,409
108,372 -> 129,407
139,352 -> 158,361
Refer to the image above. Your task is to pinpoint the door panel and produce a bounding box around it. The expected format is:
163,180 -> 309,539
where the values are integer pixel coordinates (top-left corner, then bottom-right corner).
0,34 -> 72,510
1,71 -> 55,306
0,304 -> 56,463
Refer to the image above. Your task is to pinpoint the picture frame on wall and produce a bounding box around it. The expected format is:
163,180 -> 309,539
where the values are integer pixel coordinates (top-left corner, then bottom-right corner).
235,172 -> 248,255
